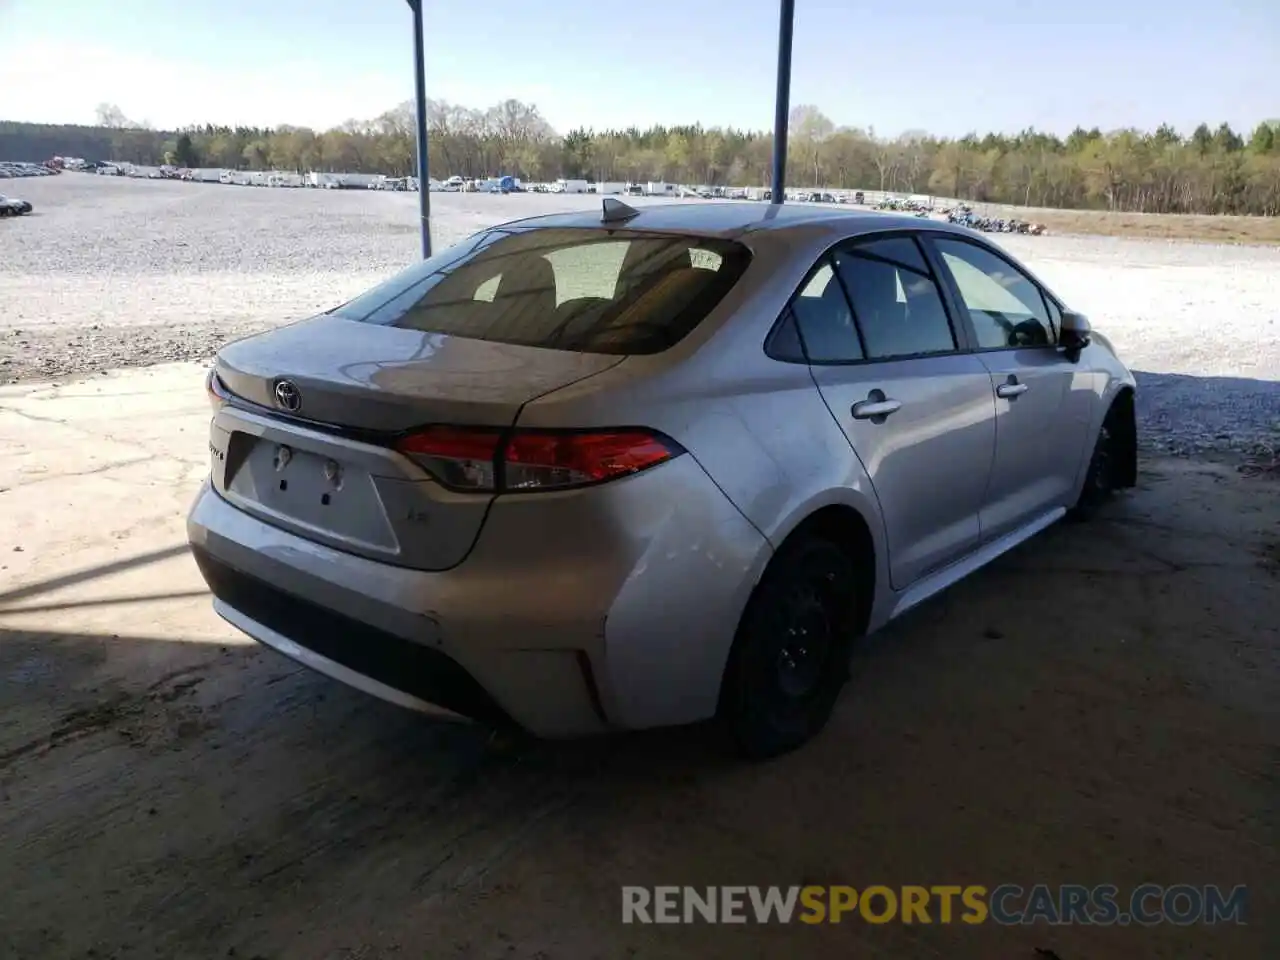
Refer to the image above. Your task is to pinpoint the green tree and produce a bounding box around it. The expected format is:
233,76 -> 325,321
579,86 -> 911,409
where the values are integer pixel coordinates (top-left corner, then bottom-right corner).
5,99 -> 1280,217
174,132 -> 199,167
1248,122 -> 1276,154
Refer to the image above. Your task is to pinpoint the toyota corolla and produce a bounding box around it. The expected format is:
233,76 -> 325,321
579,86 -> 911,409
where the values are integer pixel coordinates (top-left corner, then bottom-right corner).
188,200 -> 1136,758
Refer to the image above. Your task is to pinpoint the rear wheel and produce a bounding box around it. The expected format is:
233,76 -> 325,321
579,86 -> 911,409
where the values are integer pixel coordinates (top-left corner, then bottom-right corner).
719,536 -> 861,760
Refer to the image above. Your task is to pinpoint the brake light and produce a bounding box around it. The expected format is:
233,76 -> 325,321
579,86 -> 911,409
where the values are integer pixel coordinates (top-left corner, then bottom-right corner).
394,426 -> 682,492
206,368 -> 230,411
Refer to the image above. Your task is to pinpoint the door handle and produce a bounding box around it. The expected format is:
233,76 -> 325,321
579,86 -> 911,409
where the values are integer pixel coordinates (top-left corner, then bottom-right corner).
851,398 -> 902,420
996,381 -> 1029,399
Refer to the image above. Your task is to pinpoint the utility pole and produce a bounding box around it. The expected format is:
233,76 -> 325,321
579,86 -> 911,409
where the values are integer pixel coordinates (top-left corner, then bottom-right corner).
771,0 -> 795,204
406,0 -> 432,257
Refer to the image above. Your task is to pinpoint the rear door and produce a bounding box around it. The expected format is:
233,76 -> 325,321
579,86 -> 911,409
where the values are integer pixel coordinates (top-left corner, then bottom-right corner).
793,234 -> 997,589
926,236 -> 1096,541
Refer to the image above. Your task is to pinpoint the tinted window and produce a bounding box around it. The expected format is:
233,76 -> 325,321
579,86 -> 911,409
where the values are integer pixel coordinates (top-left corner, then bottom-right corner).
330,228 -> 750,355
854,235 -> 931,273
933,239 -> 1056,349
833,238 -> 956,360
766,310 -> 807,363
789,261 -> 862,362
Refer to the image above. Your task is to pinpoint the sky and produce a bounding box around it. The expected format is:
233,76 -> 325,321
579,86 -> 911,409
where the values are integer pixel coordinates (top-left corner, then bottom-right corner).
1,0 -> 1277,139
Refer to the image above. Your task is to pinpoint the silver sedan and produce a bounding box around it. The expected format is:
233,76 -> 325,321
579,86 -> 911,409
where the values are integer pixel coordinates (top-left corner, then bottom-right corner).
188,201 -> 1136,758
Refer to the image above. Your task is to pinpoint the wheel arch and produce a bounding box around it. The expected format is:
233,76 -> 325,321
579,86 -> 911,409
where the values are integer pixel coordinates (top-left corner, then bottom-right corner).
714,498 -> 879,739
777,504 -> 878,635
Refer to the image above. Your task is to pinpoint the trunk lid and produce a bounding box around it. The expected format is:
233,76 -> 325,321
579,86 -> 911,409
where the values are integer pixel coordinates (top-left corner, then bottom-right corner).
215,314 -> 623,432
209,314 -> 623,571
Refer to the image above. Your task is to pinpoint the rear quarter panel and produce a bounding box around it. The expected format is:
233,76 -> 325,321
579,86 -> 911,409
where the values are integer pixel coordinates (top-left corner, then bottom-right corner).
517,226 -> 892,630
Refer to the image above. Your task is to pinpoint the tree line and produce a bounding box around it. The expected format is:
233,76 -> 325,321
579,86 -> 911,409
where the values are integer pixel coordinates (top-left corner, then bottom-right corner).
2,100 -> 1279,216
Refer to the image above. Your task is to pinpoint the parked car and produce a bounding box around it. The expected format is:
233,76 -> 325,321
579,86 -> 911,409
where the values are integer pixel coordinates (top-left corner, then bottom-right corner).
189,202 -> 1137,758
0,195 -> 32,216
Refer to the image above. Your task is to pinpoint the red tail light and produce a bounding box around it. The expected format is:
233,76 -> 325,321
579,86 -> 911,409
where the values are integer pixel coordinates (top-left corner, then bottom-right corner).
206,368 -> 230,411
395,426 -> 503,490
394,426 -> 683,492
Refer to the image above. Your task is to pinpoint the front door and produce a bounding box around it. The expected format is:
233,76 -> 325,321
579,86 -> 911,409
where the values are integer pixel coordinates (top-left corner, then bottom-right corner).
928,237 -> 1096,541
791,235 -> 998,589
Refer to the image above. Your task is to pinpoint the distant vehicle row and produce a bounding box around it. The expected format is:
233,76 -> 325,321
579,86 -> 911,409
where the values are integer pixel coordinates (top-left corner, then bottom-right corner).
0,161 -> 58,179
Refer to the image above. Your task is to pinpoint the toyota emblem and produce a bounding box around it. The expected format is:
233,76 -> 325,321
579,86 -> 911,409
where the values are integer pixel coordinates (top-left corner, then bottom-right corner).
273,379 -> 302,412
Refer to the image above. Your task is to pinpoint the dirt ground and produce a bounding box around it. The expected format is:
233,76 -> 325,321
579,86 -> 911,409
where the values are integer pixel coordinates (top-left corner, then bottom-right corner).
1,363 -> 1277,960
971,204 -> 1280,246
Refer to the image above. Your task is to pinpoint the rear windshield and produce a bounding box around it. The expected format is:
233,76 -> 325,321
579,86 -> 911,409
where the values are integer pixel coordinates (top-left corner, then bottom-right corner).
330,227 -> 751,355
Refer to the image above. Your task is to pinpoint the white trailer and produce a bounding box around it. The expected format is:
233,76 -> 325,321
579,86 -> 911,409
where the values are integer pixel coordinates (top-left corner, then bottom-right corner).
645,181 -> 675,197
554,178 -> 589,194
594,181 -> 626,195
337,173 -> 379,189
191,168 -> 223,183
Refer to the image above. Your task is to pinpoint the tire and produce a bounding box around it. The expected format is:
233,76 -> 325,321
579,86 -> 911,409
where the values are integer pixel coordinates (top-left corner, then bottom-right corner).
719,536 -> 862,760
1070,407 -> 1122,520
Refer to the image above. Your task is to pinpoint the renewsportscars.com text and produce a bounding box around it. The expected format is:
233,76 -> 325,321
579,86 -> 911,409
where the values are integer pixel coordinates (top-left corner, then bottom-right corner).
621,884 -> 1248,925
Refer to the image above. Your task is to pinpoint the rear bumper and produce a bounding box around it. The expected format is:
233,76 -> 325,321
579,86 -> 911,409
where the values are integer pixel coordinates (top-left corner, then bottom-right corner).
192,547 -> 510,727
187,453 -> 769,737
188,483 -> 606,736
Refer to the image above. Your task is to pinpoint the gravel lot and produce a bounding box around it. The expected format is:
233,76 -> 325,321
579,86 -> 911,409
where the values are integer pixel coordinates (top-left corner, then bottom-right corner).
2,174 -> 1277,460
2,180 -> 1278,958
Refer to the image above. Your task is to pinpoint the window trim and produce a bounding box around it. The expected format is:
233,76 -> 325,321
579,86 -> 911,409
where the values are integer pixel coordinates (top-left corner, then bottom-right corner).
923,233 -> 1061,353
764,229 -> 971,367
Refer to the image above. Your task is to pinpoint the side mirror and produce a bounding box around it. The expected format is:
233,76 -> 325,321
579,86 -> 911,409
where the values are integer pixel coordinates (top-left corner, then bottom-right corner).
1059,310 -> 1091,361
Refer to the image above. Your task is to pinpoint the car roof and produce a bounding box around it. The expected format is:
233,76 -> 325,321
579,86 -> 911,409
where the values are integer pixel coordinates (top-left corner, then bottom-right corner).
500,201 -> 972,241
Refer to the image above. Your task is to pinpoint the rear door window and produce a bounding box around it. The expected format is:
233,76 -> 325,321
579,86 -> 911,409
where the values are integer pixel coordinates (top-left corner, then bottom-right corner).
832,236 -> 957,359
331,227 -> 750,355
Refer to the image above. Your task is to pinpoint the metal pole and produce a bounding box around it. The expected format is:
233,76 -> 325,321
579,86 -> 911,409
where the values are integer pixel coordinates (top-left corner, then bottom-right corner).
771,0 -> 795,204
407,0 -> 432,257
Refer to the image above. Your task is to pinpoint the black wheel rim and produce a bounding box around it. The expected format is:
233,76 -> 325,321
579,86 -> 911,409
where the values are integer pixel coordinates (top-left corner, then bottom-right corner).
774,583 -> 833,700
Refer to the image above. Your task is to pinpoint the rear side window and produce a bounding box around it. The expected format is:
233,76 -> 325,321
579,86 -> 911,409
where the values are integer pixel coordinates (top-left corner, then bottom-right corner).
789,261 -> 862,362
330,227 -> 750,355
